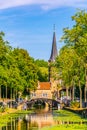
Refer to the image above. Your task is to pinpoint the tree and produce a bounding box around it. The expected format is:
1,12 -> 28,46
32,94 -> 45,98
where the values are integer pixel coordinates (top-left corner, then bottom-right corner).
11,48 -> 38,96
0,31 -> 11,99
60,10 -> 87,107
0,31 -> 39,100
56,46 -> 78,100
35,59 -> 48,82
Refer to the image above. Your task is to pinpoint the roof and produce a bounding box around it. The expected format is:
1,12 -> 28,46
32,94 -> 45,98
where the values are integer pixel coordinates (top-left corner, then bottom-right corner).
49,31 -> 58,62
38,82 -> 51,90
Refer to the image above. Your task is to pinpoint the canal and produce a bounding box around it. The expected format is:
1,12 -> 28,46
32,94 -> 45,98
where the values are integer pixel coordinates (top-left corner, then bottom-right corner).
0,109 -> 87,130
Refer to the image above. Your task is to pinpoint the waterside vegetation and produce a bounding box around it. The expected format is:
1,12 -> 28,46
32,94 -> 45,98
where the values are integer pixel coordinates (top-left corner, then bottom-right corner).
55,10 -> 87,108
41,110 -> 87,130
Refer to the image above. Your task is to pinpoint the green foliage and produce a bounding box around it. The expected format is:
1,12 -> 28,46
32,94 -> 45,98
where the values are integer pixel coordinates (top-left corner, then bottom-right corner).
70,101 -> 80,108
10,48 -> 38,92
56,10 -> 87,104
35,59 -> 48,67
37,67 -> 48,81
41,110 -> 87,130
35,59 -> 48,82
41,125 -> 87,130
0,106 -> 5,112
0,32 -> 38,98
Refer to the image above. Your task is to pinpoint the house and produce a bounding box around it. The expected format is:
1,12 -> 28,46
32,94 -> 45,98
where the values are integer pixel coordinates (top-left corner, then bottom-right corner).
30,82 -> 52,99
30,27 -> 58,100
30,27 -> 64,100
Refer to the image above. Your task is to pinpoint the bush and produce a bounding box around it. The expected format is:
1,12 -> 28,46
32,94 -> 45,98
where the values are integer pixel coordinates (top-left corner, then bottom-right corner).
0,106 -> 5,112
70,101 -> 80,108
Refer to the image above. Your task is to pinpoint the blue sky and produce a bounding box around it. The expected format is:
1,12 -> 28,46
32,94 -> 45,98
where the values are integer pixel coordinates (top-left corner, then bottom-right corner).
0,0 -> 87,61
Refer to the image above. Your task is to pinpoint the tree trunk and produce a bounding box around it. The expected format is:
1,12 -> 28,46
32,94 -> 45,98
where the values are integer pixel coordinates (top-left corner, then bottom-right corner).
10,87 -> 13,100
3,86 -> 5,99
84,86 -> 87,102
0,86 -> 1,99
10,88 -> 13,108
79,80 -> 82,108
6,86 -> 7,99
15,89 -> 17,99
84,68 -> 87,103
13,88 -> 15,100
72,86 -> 75,101
66,87 -> 68,99
69,88 -> 72,100
14,89 -> 16,100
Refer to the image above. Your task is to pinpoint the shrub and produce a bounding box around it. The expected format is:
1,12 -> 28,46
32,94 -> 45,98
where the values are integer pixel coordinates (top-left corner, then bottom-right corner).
70,101 -> 80,108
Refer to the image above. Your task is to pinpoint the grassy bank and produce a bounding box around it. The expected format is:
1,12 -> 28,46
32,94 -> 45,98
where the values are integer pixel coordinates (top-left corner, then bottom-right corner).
41,110 -> 87,130
53,109 -> 87,122
0,109 -> 33,127
41,124 -> 87,130
0,109 -> 87,129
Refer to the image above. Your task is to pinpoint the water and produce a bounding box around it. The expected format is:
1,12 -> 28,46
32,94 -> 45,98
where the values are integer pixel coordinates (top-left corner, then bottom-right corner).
0,109 -> 87,130
0,110 -> 55,130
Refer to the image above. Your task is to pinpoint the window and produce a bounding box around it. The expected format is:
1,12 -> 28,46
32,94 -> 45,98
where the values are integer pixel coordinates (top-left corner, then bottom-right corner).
31,93 -> 36,97
42,93 -> 47,97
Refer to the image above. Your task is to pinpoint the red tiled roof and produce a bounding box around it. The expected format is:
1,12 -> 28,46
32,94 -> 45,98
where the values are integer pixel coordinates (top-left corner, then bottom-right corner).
38,82 -> 51,90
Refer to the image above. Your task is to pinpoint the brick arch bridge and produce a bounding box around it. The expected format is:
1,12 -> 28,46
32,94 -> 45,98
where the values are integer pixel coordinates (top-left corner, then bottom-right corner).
26,98 -> 60,109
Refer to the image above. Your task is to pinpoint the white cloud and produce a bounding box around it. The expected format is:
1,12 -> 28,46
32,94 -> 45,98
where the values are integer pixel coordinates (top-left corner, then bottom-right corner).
0,0 -> 87,10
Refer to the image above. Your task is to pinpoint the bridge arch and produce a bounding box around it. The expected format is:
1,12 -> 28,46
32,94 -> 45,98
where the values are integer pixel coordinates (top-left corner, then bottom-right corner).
26,98 -> 60,110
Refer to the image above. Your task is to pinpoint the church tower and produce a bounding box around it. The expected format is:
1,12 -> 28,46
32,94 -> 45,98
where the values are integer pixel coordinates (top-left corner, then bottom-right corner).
48,26 -> 58,81
49,29 -> 57,62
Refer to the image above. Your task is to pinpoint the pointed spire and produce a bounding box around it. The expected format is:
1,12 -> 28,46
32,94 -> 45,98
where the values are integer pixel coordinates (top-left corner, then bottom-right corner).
49,25 -> 58,62
53,24 -> 55,32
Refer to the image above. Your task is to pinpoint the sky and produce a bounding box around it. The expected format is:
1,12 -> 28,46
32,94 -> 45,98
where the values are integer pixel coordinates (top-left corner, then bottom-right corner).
0,0 -> 87,61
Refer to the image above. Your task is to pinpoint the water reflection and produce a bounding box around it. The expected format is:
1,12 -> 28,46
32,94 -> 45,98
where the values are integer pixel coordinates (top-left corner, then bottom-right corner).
0,111 -> 54,130
25,112 -> 54,129
1,110 -> 87,130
